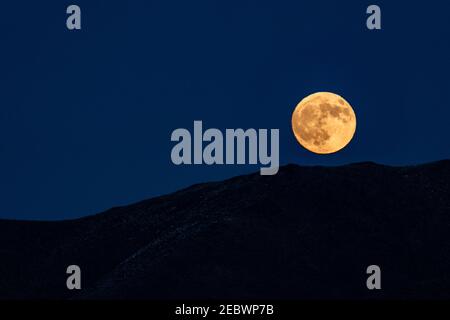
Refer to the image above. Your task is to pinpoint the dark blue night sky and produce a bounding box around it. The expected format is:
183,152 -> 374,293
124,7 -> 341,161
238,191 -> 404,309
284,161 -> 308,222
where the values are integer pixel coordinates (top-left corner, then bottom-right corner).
1,0 -> 450,219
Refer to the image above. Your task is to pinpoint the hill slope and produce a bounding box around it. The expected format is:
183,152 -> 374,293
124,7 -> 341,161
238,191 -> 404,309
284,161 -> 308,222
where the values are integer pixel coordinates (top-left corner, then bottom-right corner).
1,161 -> 450,299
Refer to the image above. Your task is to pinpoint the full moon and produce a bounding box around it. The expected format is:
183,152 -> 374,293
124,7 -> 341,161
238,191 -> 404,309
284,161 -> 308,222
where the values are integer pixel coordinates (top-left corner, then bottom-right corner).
291,92 -> 356,154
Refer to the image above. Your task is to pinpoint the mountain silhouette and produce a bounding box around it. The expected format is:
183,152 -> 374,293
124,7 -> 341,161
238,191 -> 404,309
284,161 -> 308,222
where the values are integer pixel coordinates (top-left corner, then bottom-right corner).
1,161 -> 450,299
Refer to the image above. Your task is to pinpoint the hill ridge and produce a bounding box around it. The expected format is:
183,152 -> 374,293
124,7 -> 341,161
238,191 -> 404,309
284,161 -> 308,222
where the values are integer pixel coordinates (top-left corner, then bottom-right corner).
1,159 -> 450,299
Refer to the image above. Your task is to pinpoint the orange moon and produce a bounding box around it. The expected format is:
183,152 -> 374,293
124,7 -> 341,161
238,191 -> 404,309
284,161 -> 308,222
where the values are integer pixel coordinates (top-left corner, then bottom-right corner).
291,92 -> 356,154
